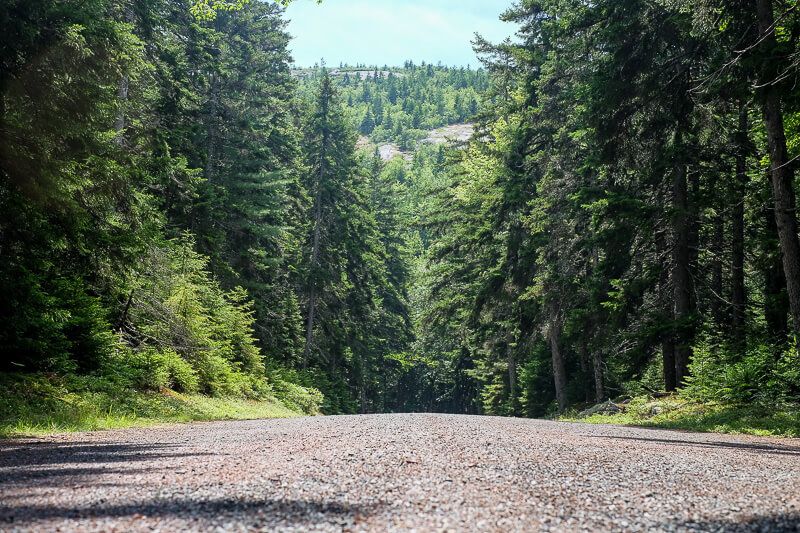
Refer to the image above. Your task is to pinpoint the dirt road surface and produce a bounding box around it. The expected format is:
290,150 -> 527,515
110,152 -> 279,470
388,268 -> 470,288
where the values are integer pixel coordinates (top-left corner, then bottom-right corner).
1,414 -> 799,532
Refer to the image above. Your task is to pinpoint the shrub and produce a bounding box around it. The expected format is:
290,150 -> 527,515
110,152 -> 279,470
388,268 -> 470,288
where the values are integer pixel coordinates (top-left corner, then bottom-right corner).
272,379 -> 323,415
127,348 -> 171,391
160,349 -> 200,393
1,273 -> 116,374
120,347 -> 200,393
195,353 -> 240,397
620,355 -> 664,398
120,235 -> 272,399
684,341 -> 800,406
3,233 -> 323,414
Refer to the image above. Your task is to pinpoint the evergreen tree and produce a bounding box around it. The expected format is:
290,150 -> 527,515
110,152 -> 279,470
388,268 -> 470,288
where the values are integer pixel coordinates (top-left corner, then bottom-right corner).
301,71 -> 403,412
359,110 -> 376,135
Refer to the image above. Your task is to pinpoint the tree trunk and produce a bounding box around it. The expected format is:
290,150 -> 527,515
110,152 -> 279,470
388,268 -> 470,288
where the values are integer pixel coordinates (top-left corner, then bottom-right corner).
592,346 -> 604,403
548,307 -> 568,413
579,337 -> 591,403
116,291 -> 135,332
381,364 -> 387,412
506,339 -> 518,415
329,348 -> 337,376
359,352 -> 367,414
303,285 -> 318,368
0,84 -> 6,184
204,73 -> 219,182
756,0 -> 800,340
731,103 -> 748,349
303,94 -> 330,368
114,3 -> 134,145
581,312 -> 604,403
587,247 -> 603,402
763,87 -> 800,338
657,226 -> 677,391
115,74 -> 129,143
673,145 -> 693,386
302,182 -> 323,368
710,173 -> 725,329
763,178 -> 790,341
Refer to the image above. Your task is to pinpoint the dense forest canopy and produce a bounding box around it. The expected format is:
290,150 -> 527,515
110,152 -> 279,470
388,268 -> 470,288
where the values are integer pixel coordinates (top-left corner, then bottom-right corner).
1,0 -> 799,418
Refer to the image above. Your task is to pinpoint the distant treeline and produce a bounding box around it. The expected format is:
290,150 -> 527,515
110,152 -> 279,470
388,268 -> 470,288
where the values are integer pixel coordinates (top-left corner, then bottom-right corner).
297,63 -> 488,149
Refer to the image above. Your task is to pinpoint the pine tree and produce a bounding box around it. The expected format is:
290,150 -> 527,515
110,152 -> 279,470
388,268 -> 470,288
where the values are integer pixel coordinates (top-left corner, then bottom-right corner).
359,111 -> 376,135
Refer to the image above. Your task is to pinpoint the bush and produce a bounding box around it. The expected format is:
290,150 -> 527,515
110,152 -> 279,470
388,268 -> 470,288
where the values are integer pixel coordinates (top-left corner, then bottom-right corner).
0,272 -> 116,374
269,367 -> 329,415
619,355 -> 664,398
119,236 -> 277,399
124,347 -> 200,393
196,353 -> 245,397
2,233 -> 325,417
271,379 -> 323,415
128,348 -> 171,391
162,350 -> 200,393
684,341 -> 800,406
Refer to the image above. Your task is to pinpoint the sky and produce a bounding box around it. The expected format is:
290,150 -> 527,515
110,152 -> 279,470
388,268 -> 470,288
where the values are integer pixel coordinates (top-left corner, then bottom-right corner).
283,0 -> 514,68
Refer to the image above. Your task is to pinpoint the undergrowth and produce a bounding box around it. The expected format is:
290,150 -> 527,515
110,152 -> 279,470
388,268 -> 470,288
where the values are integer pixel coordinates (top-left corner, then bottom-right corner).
0,373 -> 321,438
565,395 -> 800,438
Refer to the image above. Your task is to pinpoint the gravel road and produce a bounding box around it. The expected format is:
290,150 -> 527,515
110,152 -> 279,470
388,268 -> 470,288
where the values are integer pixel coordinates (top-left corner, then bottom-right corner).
1,414 -> 799,532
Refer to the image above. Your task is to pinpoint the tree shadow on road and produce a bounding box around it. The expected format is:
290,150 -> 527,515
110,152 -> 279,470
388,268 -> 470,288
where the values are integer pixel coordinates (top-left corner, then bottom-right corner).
668,513 -> 800,532
0,441 -> 214,489
0,441 -> 382,529
0,441 -> 213,468
0,496 -> 380,529
596,435 -> 800,457
0,465 -> 165,486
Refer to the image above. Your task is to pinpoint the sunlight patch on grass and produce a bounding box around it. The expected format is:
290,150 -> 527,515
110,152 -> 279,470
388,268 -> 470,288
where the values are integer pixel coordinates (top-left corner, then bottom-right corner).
564,396 -> 800,438
0,375 -> 304,438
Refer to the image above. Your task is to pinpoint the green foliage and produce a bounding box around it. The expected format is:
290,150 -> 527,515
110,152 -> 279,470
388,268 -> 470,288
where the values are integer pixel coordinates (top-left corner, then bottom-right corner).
154,0 -> 307,366
190,0 -> 312,21
121,236 -> 270,398
123,347 -> 201,394
191,0 -> 252,20
570,396 -> 800,438
296,64 -> 487,147
0,0 -> 152,374
0,373 -> 305,437
409,0 -> 800,419
126,348 -> 172,392
1,273 -> 117,374
684,343 -> 800,406
271,378 -> 324,416
0,0 -> 318,415
4,0 -> 798,430
296,71 -> 415,413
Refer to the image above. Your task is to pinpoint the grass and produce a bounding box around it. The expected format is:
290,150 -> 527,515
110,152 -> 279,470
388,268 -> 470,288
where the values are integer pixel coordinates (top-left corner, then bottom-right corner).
564,396 -> 800,438
0,374 -> 306,438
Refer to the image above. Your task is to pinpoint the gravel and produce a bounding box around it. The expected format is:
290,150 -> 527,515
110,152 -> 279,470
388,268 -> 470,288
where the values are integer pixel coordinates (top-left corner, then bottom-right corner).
1,414 -> 799,532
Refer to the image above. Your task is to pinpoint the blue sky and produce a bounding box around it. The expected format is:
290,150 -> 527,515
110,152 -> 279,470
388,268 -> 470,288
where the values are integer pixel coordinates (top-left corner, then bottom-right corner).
283,0 -> 514,67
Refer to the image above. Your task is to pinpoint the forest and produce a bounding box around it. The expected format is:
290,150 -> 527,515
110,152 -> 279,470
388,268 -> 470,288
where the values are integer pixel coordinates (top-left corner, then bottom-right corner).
1,0 -> 799,430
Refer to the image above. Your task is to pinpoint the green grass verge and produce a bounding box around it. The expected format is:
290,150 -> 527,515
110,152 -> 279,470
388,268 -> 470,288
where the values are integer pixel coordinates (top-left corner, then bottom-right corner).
0,374 -> 306,438
563,396 -> 800,438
